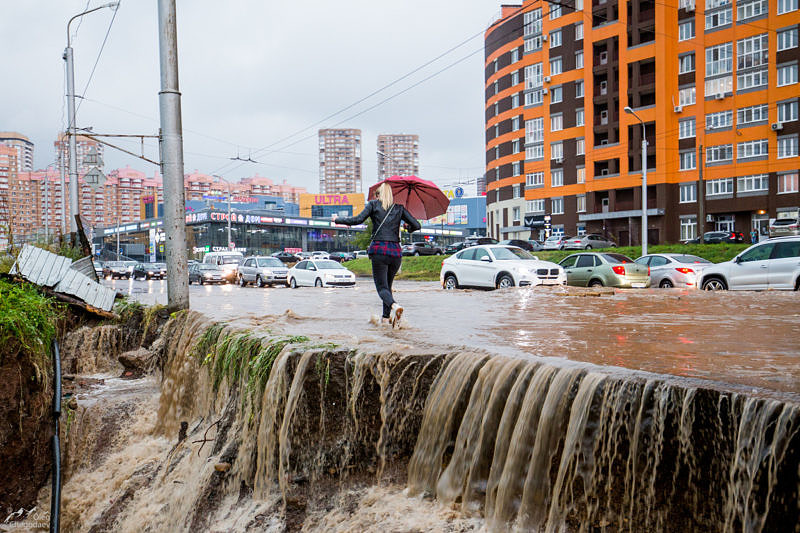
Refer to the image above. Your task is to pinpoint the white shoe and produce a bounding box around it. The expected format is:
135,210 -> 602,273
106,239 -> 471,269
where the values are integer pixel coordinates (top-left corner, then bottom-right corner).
389,303 -> 403,328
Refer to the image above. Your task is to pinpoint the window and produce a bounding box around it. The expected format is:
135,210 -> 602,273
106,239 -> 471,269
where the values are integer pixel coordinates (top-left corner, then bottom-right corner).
778,63 -> 799,86
494,102 -> 499,116
706,144 -> 733,163
527,198 -> 545,212
705,76 -> 733,96
551,169 -> 563,187
576,137 -> 585,155
778,27 -> 798,51
551,85 -> 563,103
706,177 -> 734,195
706,42 -> 733,76
681,217 -> 698,241
513,184 -> 521,198
680,150 -> 697,170
526,117 -> 544,143
576,108 -> 585,126
525,62 -> 543,89
778,0 -> 798,14
575,22 -> 583,40
512,116 -> 520,130
737,139 -> 768,159
551,197 -> 564,214
526,172 -> 544,187
551,113 -> 563,131
705,7 -> 732,30
512,206 -> 521,222
738,68 -> 768,90
575,80 -> 584,98
494,80 -> 499,95
550,29 -> 562,47
551,141 -> 564,160
778,172 -> 799,193
679,118 -> 696,139
526,90 -> 544,106
737,104 -> 769,125
575,0 -> 583,10
737,174 -> 769,192
679,86 -> 696,106
526,144 -> 544,160
576,194 -> 586,213
550,3 -> 562,19
778,135 -> 799,158
511,47 -> 520,63
706,110 -> 733,129
575,51 -> 584,69
495,146 -> 500,160
577,166 -> 585,183
550,57 -> 562,75
525,36 -> 543,53
738,0 -> 768,20
513,161 -> 521,176
512,139 -> 521,153
679,53 -> 696,74
680,182 -> 697,203
524,8 -> 542,36
679,21 -> 695,41
494,124 -> 500,138
778,99 -> 799,123
512,71 -> 520,85
512,93 -> 520,108
680,0 -> 695,7
737,34 -> 768,70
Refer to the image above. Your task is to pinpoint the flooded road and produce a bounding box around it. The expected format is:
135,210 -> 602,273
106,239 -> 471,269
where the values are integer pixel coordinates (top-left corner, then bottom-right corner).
111,278 -> 800,400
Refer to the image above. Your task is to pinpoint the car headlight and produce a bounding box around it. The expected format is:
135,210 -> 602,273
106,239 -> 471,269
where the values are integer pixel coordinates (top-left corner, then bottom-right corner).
204,273 -> 213,278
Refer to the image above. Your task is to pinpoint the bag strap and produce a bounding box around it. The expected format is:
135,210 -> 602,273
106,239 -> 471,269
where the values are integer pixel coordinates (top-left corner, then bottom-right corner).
369,204 -> 395,247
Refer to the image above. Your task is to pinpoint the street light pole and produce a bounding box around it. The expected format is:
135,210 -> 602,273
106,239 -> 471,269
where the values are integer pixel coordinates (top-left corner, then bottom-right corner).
624,106 -> 648,256
64,3 -> 119,234
213,175 -> 232,250
116,215 -> 120,261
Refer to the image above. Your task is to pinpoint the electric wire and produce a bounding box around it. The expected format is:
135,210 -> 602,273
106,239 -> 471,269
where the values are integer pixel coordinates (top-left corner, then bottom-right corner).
76,1 -> 122,113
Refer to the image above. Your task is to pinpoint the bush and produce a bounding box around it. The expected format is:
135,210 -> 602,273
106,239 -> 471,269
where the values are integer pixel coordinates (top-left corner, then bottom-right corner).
0,279 -> 62,363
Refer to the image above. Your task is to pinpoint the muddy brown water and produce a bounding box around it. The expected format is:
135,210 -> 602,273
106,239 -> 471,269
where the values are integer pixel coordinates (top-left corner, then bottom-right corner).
110,279 -> 800,401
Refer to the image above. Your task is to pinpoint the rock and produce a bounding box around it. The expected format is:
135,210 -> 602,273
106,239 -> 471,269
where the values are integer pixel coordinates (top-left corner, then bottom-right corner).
214,462 -> 231,472
118,348 -> 153,372
67,397 -> 78,410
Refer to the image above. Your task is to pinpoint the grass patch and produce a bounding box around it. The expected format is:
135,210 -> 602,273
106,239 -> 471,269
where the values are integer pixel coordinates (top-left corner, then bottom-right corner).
343,244 -> 751,282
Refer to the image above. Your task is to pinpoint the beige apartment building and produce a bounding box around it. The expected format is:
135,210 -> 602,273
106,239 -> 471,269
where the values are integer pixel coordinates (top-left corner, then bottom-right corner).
377,134 -> 420,181
319,128 -> 362,194
0,132 -> 34,172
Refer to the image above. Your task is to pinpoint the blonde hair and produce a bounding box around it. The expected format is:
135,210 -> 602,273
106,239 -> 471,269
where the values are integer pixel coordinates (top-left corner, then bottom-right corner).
377,182 -> 394,211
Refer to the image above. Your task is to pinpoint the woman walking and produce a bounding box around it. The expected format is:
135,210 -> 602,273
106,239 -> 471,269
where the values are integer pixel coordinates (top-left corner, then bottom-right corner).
334,182 -> 421,327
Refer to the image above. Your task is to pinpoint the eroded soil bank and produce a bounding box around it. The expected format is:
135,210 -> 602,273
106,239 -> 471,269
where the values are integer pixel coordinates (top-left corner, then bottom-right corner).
21,308 -> 800,532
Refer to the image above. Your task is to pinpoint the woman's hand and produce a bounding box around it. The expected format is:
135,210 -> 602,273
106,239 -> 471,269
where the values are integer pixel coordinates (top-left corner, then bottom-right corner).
331,214 -> 338,222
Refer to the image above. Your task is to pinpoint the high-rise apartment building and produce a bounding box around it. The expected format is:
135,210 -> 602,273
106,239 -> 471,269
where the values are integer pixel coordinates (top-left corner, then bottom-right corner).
0,132 -> 34,172
377,134 -> 420,180
319,128 -> 362,194
485,0 -> 799,244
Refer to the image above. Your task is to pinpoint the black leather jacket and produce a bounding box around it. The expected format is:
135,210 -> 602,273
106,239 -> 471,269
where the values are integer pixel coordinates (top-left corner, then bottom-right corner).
336,200 -> 421,242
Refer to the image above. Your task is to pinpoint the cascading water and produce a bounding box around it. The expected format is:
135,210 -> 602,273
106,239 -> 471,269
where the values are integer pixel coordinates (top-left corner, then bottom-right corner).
44,310 -> 799,532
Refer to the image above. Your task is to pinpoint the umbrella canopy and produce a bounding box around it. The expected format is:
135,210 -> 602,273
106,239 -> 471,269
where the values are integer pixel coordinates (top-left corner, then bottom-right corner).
368,175 -> 450,221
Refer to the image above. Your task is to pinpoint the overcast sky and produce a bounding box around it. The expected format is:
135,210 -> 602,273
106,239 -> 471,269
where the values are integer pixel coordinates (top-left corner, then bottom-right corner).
1,0 -> 502,192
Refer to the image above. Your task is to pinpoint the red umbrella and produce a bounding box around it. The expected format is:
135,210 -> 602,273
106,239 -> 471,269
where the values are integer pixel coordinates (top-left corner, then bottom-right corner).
368,175 -> 450,220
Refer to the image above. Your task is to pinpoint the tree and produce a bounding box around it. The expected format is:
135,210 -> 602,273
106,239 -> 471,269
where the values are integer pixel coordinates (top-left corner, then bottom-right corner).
351,220 -> 373,250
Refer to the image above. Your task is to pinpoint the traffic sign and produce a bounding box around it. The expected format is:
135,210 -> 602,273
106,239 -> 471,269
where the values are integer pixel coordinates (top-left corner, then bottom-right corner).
83,166 -> 106,191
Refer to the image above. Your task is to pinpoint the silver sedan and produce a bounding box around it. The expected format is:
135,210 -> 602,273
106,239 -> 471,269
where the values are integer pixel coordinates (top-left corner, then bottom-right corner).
562,234 -> 617,250
634,253 -> 711,288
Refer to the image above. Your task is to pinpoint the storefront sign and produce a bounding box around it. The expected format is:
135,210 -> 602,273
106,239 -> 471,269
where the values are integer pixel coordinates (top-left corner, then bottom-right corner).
313,194 -> 352,205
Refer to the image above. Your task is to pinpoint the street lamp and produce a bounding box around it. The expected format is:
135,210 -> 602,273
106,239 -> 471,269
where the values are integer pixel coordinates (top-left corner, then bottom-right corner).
213,175 -> 232,250
624,106 -> 648,256
64,2 -> 119,234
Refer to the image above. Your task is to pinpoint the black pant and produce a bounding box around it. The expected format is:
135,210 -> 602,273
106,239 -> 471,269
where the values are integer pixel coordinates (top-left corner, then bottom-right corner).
370,254 -> 402,318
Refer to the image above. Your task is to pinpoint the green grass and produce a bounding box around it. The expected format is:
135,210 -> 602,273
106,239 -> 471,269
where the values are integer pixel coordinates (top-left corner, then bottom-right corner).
343,243 -> 751,282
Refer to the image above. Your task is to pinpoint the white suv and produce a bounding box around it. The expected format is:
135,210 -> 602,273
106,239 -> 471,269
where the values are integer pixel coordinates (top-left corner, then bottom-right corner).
700,236 -> 800,291
440,245 -> 566,290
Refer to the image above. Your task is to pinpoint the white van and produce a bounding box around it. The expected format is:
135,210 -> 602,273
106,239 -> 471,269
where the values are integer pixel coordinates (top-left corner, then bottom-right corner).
202,251 -> 244,283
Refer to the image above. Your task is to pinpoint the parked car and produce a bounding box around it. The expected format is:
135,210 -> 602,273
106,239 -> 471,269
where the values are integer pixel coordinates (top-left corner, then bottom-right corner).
287,259 -> 356,288
271,251 -> 299,263
686,231 -> 745,244
562,234 -> 617,250
440,245 -> 565,290
558,252 -> 650,288
402,241 -> 443,256
311,251 -> 331,260
769,217 -> 799,238
464,236 -> 498,247
238,256 -> 289,287
354,250 -> 368,259
542,235 -> 573,250
202,251 -> 244,282
699,236 -> 800,291
132,263 -> 165,280
295,252 -> 314,261
328,251 -> 355,262
93,260 -> 104,278
635,253 -> 712,288
445,241 -> 468,254
188,263 -> 226,285
498,239 -> 542,252
102,261 -> 131,279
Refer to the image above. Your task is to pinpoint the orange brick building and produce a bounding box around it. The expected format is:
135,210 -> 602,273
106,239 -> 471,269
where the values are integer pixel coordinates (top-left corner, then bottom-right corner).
485,0 -> 799,244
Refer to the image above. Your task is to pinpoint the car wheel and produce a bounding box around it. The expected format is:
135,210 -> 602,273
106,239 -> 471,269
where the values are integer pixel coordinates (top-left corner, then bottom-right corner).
559,245 -> 565,250
610,244 -> 617,248
589,279 -> 604,287
496,274 -> 514,289
414,251 -> 420,256
199,278 -> 204,285
443,274 -> 459,290
659,279 -> 674,288
289,277 -> 298,289
239,275 -> 247,287
315,278 -> 323,287
702,277 -> 727,291
584,245 -> 592,250
256,275 -> 265,288
188,278 -> 192,285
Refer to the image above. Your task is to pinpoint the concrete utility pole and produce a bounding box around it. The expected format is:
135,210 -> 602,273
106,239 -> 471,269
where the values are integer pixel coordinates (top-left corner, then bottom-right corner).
158,0 -> 189,310
59,152 -> 67,234
624,106 -> 648,255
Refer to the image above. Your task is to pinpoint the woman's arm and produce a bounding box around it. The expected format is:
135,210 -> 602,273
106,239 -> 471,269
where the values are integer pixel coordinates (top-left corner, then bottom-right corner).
335,201 -> 373,226
401,206 -> 422,233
